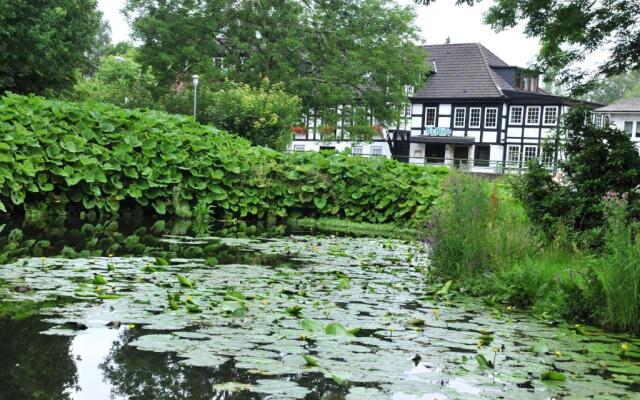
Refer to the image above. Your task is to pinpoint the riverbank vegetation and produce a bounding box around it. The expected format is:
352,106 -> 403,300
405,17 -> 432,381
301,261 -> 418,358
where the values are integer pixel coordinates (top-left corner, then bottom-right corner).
0,94 -> 446,224
428,108 -> 640,334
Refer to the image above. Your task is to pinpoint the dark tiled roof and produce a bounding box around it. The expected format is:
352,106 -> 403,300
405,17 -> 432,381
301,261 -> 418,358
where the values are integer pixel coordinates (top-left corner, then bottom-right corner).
596,98 -> 640,112
412,43 -> 559,101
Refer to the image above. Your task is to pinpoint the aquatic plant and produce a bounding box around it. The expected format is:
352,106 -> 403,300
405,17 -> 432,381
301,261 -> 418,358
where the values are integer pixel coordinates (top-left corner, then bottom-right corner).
0,94 -> 447,224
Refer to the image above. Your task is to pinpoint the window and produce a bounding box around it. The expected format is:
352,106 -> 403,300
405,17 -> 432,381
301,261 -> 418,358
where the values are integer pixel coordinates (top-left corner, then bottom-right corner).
624,121 -> 634,136
593,113 -> 603,127
404,105 -> 412,117
414,149 -> 423,157
454,108 -> 466,128
294,145 -> 305,152
352,146 -> 363,155
424,107 -> 436,127
541,147 -> 555,166
543,106 -> 559,126
526,106 -> 541,125
523,146 -> 537,162
510,106 -> 524,125
474,145 -> 490,167
485,108 -> 498,128
469,107 -> 481,128
212,57 -> 224,69
636,122 -> 640,138
507,145 -> 520,164
371,146 -> 383,156
404,85 -> 414,95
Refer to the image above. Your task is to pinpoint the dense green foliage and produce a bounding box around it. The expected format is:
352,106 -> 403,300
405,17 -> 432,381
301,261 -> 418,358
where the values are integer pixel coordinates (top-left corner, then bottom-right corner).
68,52 -> 156,109
417,0 -> 640,94
124,0 -> 428,126
515,107 -> 640,236
0,94 -> 446,223
0,0 -> 101,94
200,80 -> 300,151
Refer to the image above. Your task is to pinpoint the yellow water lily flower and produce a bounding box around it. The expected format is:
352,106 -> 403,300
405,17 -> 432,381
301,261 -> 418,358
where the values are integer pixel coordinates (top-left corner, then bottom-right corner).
127,324 -> 136,330
555,351 -> 562,358
621,342 -> 630,352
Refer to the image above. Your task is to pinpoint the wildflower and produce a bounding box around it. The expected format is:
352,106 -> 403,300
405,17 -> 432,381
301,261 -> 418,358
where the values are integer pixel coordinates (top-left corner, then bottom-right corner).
261,299 -> 269,305
621,342 -> 630,352
492,347 -> 500,353
555,351 -> 562,358
186,295 -> 193,303
127,323 -> 136,330
299,334 -> 307,341
108,253 -> 113,258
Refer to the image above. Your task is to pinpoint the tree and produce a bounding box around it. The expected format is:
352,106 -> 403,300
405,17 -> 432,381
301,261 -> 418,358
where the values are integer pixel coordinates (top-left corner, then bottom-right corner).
0,0 -> 101,94
204,80 -> 301,150
415,0 -> 640,94
86,16 -> 113,76
584,71 -> 640,104
125,0 -> 428,127
68,50 -> 156,109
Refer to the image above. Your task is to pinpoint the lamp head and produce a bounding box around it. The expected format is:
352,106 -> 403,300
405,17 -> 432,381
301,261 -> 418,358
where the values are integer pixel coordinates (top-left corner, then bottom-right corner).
192,74 -> 200,86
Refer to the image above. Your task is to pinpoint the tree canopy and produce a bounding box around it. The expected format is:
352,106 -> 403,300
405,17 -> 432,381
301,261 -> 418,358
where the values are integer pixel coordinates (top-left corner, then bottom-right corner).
416,0 -> 640,94
0,0 -> 101,94
124,0 -> 428,127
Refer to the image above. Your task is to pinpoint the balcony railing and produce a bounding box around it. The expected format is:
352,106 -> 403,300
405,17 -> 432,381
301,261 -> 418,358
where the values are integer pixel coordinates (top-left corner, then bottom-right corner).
286,149 -> 558,174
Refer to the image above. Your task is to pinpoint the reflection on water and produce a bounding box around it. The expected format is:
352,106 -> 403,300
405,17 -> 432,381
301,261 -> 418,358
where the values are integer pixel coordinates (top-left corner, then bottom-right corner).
69,327 -> 123,400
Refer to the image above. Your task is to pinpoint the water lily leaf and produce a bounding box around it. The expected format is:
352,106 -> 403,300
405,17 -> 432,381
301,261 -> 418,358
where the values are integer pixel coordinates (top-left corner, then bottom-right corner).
435,280 -> 452,297
176,274 -> 193,288
93,274 -> 108,285
155,257 -> 170,266
475,354 -> 494,370
407,318 -> 425,327
325,322 -> 352,336
224,290 -> 245,301
301,319 -> 323,332
541,371 -> 566,381
530,341 -> 549,355
303,355 -> 318,366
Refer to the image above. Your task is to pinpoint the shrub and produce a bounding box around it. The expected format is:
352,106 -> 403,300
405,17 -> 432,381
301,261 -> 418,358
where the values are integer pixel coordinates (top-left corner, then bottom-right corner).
0,94 -> 447,224
202,80 -> 301,151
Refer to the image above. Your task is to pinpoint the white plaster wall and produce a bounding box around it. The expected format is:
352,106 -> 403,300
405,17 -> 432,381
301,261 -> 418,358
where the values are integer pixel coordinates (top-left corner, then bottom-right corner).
412,103 -> 423,114
523,128 -> 539,138
411,117 -> 422,129
490,145 -> 503,161
540,127 -> 556,138
439,104 -> 452,115
452,130 -> 466,137
507,127 -> 522,137
409,143 -> 426,164
467,131 -> 481,142
483,131 -> 497,142
438,116 -> 451,127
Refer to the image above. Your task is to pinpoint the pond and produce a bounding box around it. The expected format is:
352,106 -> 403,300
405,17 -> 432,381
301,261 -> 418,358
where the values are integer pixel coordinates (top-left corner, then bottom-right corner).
0,217 -> 639,399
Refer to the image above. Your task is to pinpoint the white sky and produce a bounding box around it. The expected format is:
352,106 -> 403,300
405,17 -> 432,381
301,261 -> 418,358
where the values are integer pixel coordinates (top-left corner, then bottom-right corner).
99,0 -> 541,67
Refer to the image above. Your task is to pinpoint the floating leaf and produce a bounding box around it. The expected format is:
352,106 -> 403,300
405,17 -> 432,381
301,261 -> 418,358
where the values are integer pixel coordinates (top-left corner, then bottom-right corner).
541,371 -> 566,381
475,354 -> 494,370
93,274 -> 108,285
303,355 -> 318,366
325,322 -> 352,336
176,274 -> 193,288
435,280 -> 452,297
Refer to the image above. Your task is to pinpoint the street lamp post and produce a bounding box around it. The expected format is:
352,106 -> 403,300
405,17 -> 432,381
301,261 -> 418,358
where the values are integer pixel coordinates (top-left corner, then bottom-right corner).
192,75 -> 200,120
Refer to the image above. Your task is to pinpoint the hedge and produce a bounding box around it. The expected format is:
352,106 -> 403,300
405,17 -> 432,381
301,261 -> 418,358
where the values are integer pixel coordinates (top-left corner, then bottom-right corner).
0,94 -> 447,224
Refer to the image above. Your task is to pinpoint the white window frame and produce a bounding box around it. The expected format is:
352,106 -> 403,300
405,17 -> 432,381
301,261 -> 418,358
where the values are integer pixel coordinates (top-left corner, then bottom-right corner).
294,145 -> 305,152
424,107 -> 437,127
636,121 -> 640,138
593,113 -> 603,127
543,106 -> 559,126
404,105 -> 412,117
523,145 -> 537,162
404,85 -> 414,95
469,107 -> 481,128
624,121 -> 634,136
453,108 -> 466,128
352,146 -> 363,155
371,146 -> 383,156
509,106 -> 524,125
507,145 -> 521,164
484,107 -> 498,129
526,106 -> 541,125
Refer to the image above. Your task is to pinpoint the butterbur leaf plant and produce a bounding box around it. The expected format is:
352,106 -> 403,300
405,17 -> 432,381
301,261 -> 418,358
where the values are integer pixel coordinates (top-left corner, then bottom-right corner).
0,94 -> 447,224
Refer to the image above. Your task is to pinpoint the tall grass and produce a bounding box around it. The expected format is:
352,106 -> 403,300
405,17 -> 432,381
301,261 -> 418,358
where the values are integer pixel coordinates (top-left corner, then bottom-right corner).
428,173 -> 537,280
592,193 -> 640,333
428,173 -> 640,334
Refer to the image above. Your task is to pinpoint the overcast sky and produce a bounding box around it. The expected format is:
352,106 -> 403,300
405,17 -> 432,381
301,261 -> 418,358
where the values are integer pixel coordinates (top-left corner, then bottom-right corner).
98,0 -> 540,67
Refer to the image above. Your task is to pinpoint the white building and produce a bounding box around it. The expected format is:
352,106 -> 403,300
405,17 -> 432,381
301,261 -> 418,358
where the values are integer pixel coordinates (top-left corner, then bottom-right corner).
594,98 -> 640,148
290,43 -> 595,172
